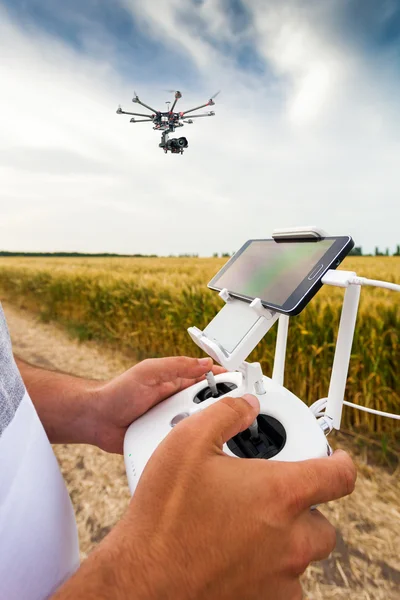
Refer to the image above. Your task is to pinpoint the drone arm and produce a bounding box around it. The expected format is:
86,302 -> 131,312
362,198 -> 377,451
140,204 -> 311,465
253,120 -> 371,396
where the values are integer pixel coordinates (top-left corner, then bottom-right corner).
182,102 -> 213,115
118,110 -> 153,118
181,113 -> 215,119
170,97 -> 179,112
130,118 -> 153,123
134,97 -> 159,113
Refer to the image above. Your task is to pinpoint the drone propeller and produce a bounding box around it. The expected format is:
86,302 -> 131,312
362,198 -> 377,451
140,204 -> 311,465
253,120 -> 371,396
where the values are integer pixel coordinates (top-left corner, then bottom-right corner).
210,90 -> 221,100
164,89 -> 183,99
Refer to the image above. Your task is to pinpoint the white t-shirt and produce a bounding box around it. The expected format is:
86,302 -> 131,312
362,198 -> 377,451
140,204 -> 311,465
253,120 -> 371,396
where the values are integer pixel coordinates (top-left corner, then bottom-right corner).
0,305 -> 80,600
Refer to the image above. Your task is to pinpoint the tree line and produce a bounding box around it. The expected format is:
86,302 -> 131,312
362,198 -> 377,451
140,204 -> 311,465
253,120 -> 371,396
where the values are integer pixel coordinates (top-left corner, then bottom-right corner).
1,247 -> 399,258
350,245 -> 400,256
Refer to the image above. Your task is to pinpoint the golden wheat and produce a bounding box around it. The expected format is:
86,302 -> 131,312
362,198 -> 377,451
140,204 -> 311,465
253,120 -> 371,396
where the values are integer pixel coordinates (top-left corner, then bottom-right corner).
0,256 -> 398,435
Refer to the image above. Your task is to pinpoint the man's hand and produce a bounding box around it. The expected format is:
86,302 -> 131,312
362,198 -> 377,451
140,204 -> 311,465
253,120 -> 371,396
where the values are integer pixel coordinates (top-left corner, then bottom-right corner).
16,355 -> 223,452
92,356 -> 224,453
53,394 -> 357,600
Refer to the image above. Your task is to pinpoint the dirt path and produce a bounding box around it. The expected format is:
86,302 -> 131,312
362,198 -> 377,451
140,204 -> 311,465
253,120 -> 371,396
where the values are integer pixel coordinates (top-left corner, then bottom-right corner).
3,300 -> 400,600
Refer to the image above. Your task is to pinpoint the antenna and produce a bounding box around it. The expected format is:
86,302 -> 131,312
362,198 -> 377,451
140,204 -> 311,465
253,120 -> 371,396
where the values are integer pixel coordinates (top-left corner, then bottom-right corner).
270,227 -> 360,432
324,285 -> 361,429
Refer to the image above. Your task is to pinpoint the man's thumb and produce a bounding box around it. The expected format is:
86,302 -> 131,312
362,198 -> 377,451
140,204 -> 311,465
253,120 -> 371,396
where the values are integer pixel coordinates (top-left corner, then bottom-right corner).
194,394 -> 260,448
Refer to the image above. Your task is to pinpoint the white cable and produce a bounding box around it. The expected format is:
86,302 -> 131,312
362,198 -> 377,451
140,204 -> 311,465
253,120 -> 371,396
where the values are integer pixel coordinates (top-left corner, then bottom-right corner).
316,270 -> 399,423
349,276 -> 400,292
343,401 -> 400,420
309,398 -> 327,416
310,398 -> 399,420
322,270 -> 400,292
346,276 -> 399,418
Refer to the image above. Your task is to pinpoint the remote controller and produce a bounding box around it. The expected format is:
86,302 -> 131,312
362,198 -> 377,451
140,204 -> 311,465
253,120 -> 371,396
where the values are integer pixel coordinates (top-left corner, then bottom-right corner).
124,226 -> 392,496
124,370 -> 330,495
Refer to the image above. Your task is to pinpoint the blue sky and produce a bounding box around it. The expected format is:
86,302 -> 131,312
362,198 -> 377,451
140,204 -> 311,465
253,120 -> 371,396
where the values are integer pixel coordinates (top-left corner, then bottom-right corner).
3,0 -> 199,83
1,0 -> 400,254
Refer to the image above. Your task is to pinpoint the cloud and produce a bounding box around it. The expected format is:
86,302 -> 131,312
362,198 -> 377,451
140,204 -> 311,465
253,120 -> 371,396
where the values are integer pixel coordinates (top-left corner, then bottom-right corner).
0,1 -> 400,256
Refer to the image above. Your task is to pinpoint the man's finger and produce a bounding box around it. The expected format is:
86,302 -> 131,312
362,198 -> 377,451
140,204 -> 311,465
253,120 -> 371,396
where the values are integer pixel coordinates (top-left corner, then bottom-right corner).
283,450 -> 357,514
136,356 -> 215,384
295,510 -> 337,564
211,364 -> 227,375
284,510 -> 336,576
190,395 -> 260,448
194,364 -> 226,384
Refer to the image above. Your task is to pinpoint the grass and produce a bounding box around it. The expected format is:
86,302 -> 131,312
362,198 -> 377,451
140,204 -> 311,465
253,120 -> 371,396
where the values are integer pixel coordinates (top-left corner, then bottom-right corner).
0,255 -> 398,436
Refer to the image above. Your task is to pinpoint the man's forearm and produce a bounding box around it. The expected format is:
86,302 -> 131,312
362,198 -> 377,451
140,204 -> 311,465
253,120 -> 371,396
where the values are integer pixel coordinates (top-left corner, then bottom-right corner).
52,515 -> 158,600
15,356 -> 101,446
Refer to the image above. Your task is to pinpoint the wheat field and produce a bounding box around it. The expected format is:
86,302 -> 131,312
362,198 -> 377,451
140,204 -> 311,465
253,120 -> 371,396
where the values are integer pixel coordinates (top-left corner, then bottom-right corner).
0,256 -> 399,435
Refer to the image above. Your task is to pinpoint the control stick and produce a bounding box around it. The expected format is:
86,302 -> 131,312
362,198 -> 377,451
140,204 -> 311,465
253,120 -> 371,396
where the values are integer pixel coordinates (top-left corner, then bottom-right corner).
206,371 -> 219,398
249,419 -> 260,440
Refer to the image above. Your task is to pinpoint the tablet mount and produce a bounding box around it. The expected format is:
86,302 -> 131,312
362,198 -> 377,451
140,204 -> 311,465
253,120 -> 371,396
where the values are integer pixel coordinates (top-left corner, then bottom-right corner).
123,226 -> 399,495
188,225 -> 358,434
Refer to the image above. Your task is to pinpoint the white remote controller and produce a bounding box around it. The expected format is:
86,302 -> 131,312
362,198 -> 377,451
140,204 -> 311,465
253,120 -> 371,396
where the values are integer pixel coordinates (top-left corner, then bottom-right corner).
124,370 -> 330,495
123,226 -> 372,496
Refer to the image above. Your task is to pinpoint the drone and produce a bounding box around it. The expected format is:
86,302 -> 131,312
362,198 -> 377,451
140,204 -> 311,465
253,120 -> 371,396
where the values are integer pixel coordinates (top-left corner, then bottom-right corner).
116,89 -> 219,154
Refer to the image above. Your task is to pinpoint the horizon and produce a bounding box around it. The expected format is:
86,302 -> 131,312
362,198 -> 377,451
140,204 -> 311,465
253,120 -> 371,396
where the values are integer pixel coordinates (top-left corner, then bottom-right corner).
1,247 -> 400,258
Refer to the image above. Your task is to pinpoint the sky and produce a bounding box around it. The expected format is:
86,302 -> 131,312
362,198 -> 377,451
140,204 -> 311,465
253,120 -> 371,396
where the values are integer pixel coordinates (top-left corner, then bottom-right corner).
1,0 -> 399,256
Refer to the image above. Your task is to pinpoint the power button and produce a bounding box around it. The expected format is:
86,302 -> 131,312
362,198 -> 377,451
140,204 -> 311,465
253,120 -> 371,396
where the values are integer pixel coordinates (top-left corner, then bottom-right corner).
308,264 -> 324,280
170,412 -> 190,427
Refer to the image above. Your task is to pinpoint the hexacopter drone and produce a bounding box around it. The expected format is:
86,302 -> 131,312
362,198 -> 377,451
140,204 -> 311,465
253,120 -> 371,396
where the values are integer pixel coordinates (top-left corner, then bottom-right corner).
116,90 -> 219,154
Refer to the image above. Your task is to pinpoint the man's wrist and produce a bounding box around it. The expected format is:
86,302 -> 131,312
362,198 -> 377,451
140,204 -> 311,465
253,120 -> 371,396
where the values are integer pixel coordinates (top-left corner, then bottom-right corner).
86,381 -> 128,454
16,356 -> 106,447
71,383 -> 105,448
52,510 -> 166,600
